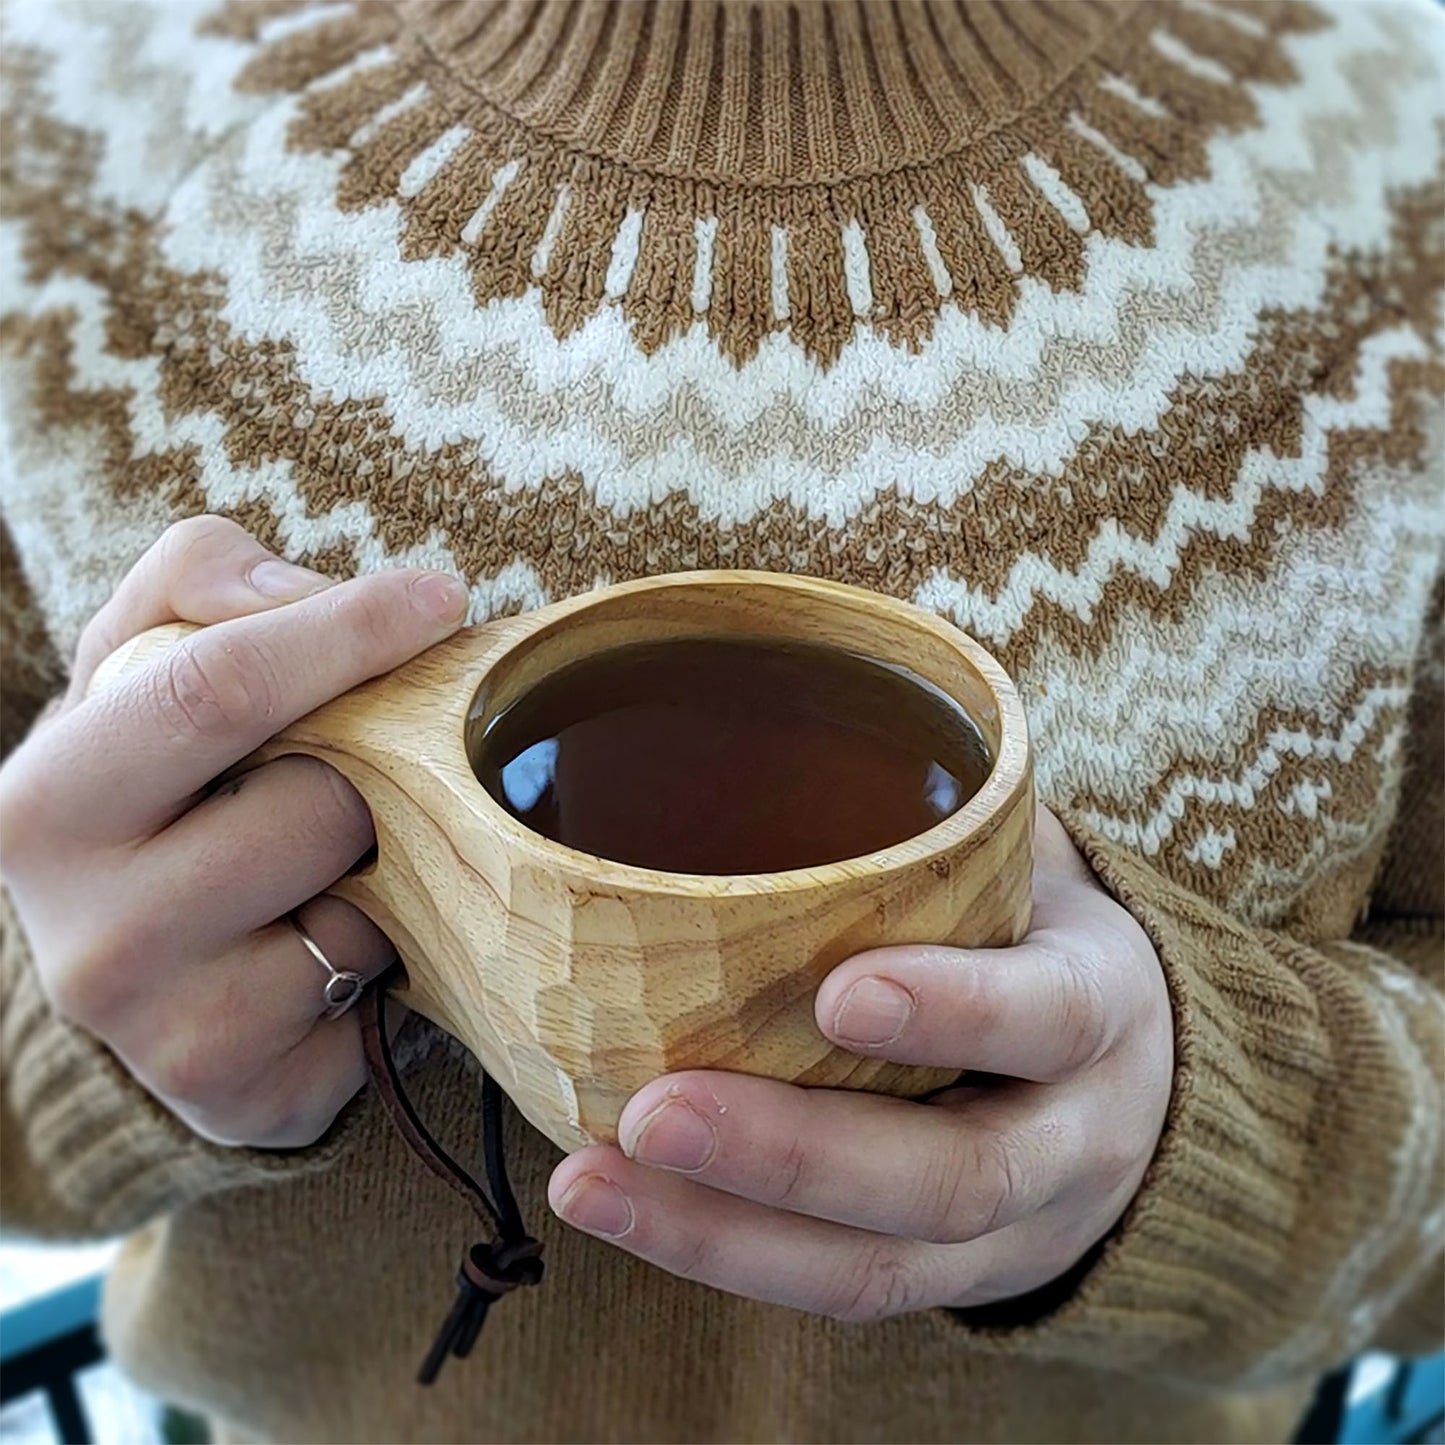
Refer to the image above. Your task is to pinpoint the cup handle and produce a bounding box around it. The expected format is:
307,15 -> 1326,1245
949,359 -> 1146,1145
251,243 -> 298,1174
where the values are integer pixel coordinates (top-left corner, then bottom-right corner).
88,620 -> 202,694
89,627 -> 547,1347
86,612 -> 523,1037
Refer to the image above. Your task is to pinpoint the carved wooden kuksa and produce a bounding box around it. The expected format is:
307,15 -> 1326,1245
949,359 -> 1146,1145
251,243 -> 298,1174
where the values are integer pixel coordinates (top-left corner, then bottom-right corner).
96,572 -> 1035,1152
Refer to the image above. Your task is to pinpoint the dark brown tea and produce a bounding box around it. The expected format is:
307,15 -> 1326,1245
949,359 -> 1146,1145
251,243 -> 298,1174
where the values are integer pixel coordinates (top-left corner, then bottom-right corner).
471,635 -> 992,875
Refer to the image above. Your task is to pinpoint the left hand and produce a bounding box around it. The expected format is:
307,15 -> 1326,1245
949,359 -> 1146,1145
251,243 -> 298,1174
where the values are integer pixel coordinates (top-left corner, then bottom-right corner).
548,807 -> 1174,1320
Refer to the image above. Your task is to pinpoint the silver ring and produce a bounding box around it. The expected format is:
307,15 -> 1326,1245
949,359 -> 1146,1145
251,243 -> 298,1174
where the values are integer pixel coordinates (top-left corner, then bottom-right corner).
289,911 -> 366,1020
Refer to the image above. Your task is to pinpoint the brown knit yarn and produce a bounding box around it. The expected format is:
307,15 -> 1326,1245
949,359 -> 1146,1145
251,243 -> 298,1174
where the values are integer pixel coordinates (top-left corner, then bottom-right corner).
204,0 -> 1327,362
1,1 -> 1442,1440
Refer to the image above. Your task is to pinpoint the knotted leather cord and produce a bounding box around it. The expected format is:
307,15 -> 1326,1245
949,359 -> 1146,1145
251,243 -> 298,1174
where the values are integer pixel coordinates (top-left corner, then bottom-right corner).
358,971 -> 544,1385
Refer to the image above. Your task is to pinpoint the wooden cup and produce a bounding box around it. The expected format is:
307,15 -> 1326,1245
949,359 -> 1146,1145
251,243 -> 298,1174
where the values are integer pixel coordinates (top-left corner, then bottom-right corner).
96,571 -> 1034,1151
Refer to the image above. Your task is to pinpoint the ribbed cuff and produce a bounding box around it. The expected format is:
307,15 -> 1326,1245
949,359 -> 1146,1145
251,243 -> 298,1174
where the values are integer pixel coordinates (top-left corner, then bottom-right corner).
947,814 -> 1424,1387
2,888 -> 360,1239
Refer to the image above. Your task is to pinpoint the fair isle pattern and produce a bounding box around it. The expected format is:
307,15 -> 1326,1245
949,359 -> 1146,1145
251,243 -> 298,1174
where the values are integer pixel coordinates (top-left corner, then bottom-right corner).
0,0 -> 1439,936
200,0 -> 1330,365
1,6 -> 1444,1437
0,523 -> 61,756
1,0 -> 1442,940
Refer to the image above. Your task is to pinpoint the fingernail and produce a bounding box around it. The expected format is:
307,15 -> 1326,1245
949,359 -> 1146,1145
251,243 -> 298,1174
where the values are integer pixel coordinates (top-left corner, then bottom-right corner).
410,572 -> 468,624
249,557 -> 332,599
833,976 -> 914,1047
625,1097 -> 717,1173
556,1175 -> 634,1238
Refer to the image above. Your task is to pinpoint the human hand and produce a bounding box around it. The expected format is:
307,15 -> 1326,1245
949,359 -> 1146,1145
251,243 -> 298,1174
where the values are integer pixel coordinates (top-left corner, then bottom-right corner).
0,516 -> 468,1148
548,808 -> 1173,1318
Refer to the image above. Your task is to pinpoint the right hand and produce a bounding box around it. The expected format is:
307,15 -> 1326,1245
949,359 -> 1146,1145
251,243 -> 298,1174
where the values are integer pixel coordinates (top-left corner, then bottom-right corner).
0,516 -> 470,1148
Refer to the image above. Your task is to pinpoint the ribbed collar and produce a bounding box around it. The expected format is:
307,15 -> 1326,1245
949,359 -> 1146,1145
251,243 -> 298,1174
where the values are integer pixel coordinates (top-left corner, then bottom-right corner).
402,0 -> 1135,184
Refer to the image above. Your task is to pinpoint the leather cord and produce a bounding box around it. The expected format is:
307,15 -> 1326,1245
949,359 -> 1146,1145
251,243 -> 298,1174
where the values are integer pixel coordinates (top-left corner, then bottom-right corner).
359,970 -> 544,1385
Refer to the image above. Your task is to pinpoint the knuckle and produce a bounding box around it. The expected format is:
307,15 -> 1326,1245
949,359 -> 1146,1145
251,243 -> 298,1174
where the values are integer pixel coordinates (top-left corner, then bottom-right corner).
175,829 -> 253,914
158,514 -> 240,575
909,1147 -> 972,1245
328,579 -> 405,658
42,924 -> 149,1030
667,1229 -> 721,1287
1038,1111 -> 1088,1195
147,1028 -> 236,1113
151,635 -> 281,742
1055,950 -> 1113,1073
948,962 -> 1005,1039
1080,1115 -> 1145,1206
830,1246 -> 925,1324
760,1136 -> 810,1210
300,760 -> 371,848
968,1128 -> 1027,1237
254,757 -> 372,863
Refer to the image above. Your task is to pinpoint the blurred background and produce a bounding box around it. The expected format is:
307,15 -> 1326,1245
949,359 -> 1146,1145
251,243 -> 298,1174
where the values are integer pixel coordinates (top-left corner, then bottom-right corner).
0,1242 -> 204,1445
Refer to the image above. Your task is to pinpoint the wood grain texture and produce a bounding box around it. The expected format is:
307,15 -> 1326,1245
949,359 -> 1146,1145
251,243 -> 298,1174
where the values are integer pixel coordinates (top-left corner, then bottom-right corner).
95,572 -> 1034,1151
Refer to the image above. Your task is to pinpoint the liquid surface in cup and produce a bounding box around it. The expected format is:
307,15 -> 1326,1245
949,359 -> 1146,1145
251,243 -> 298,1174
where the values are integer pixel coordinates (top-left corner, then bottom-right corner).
472,635 -> 992,875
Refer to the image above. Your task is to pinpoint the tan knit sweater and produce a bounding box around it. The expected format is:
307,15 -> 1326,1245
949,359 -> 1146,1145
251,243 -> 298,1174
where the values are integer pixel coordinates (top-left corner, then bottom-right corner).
2,2 -> 1443,1441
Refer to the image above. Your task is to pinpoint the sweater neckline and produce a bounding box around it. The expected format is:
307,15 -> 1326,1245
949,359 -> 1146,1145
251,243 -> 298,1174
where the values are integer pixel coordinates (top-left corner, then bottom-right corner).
218,0 -> 1325,366
399,0 -> 1135,186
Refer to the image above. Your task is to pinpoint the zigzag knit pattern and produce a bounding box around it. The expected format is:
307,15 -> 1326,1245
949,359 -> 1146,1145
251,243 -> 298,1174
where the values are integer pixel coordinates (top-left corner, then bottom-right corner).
0,4 -> 1441,1442
2,0 -> 1440,932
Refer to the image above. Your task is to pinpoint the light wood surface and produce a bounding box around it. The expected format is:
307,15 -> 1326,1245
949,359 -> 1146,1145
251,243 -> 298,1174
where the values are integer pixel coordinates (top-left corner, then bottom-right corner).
94,572 -> 1034,1151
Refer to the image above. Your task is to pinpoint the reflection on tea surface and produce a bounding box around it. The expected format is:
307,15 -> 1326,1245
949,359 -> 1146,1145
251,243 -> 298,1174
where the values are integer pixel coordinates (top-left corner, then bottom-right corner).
473,635 -> 991,875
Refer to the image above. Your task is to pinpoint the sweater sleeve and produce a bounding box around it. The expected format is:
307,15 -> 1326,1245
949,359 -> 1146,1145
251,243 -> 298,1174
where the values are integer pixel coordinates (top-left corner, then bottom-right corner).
953,593 -> 1445,1390
0,522 -> 363,1242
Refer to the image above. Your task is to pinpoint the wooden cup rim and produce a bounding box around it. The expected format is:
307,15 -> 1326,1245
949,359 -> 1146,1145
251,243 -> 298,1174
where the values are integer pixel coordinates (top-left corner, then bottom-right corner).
461,570 -> 1030,899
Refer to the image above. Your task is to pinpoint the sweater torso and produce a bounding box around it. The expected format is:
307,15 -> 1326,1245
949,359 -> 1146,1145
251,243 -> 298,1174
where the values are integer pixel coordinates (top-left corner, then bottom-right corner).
1,1 -> 1441,1439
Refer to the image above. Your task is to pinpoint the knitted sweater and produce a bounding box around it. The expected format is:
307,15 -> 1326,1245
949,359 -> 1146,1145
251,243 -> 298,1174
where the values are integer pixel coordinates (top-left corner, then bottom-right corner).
1,1 -> 1442,1441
